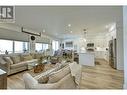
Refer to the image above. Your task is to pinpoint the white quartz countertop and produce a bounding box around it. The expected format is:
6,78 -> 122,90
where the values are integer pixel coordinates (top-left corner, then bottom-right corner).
79,52 -> 95,54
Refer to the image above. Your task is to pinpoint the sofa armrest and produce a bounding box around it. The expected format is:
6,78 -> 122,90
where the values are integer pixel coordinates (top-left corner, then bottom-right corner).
0,62 -> 10,74
23,73 -> 60,89
23,73 -> 38,89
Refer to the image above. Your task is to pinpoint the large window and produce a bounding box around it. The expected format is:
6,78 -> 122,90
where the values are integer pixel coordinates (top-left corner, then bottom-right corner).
52,40 -> 59,51
0,39 -> 13,54
14,41 -> 28,53
23,42 -> 28,52
0,38 -> 51,54
42,44 -> 48,51
0,39 -> 29,54
14,41 -> 24,53
35,43 -> 49,52
35,43 -> 42,52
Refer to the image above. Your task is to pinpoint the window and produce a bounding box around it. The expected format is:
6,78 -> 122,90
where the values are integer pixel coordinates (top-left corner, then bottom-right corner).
42,44 -> 48,51
52,40 -> 59,51
35,43 -> 42,52
23,42 -> 29,52
14,41 -> 23,53
14,41 -> 28,53
23,42 -> 29,51
0,39 -> 13,54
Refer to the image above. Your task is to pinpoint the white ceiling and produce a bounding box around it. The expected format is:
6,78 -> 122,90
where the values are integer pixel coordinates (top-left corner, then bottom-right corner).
14,6 -> 123,39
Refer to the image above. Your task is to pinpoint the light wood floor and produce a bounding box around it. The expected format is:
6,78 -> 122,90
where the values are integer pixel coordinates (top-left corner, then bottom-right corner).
7,59 -> 124,89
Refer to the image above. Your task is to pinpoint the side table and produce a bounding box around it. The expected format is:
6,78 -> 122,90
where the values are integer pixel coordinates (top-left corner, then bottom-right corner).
0,69 -> 7,89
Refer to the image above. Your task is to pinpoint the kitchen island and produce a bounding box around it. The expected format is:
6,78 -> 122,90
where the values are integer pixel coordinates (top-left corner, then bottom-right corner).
79,52 -> 95,66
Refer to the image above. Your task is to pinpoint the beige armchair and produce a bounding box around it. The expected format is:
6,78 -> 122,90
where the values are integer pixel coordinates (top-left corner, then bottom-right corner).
23,62 -> 82,89
23,73 -> 76,89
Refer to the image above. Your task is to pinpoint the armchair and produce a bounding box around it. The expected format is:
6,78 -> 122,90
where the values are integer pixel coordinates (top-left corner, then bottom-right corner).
23,73 -> 76,89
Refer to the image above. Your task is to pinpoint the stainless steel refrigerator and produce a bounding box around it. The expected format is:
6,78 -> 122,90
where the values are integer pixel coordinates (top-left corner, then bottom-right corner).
109,39 -> 117,69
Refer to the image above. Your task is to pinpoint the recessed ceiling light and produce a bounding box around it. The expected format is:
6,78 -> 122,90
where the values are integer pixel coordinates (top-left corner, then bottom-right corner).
68,24 -> 71,27
70,31 -> 72,33
43,29 -> 45,33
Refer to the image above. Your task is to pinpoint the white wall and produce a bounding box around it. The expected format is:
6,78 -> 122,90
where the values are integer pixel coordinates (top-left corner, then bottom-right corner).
0,28 -> 29,42
123,6 -> 127,89
116,23 -> 124,70
0,23 -> 51,43
0,23 -> 56,53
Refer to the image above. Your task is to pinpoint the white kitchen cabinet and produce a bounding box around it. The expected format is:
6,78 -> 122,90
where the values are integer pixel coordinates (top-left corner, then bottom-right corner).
95,51 -> 109,61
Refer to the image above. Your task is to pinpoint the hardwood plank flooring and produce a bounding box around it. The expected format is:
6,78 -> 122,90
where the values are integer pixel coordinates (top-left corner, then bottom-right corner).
80,59 -> 124,89
7,59 -> 124,89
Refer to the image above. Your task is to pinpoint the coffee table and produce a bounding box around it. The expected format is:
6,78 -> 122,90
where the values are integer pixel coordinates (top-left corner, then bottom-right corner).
27,62 -> 45,73
27,62 -> 39,70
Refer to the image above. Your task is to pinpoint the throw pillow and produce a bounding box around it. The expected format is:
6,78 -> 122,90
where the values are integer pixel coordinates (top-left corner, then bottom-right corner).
4,57 -> 13,65
38,76 -> 49,84
48,65 -> 71,83
23,55 -> 33,61
35,53 -> 42,59
11,56 -> 21,64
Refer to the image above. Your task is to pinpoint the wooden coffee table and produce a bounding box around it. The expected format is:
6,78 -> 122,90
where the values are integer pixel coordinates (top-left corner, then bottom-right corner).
27,62 -> 45,73
34,64 -> 45,73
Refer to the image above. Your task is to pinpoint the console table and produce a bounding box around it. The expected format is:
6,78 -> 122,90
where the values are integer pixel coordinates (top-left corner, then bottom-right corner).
0,69 -> 7,89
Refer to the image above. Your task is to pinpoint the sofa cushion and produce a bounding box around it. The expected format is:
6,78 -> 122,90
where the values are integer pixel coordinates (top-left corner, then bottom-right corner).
35,53 -> 43,59
11,55 -> 21,64
30,53 -> 36,59
23,55 -> 33,61
0,57 -> 7,64
10,61 -> 27,69
20,54 -> 33,61
25,59 -> 38,64
4,57 -> 13,65
48,65 -> 71,83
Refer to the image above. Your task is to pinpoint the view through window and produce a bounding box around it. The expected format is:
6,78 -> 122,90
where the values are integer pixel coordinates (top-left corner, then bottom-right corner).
0,39 -> 13,54
35,43 -> 49,52
0,39 -> 29,54
35,43 -> 42,52
14,41 -> 28,53
52,40 -> 59,51
42,44 -> 48,51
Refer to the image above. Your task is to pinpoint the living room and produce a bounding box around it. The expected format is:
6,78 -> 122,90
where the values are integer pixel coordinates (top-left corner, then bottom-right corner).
0,5 -> 127,91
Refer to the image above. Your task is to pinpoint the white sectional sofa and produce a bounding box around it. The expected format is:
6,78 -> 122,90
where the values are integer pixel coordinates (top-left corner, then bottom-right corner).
0,53 -> 45,75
